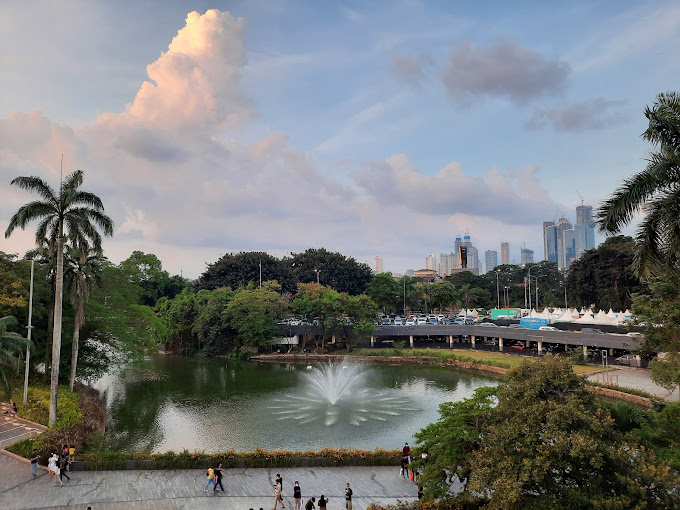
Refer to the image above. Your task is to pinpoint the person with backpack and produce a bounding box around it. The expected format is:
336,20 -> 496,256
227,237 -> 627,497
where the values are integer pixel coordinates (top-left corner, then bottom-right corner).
204,466 -> 216,491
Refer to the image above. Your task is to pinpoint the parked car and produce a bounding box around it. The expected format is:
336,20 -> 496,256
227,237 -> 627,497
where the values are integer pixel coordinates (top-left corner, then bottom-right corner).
477,322 -> 499,327
442,318 -> 452,325
626,331 -> 643,337
427,317 -> 438,325
394,317 -> 403,326
507,324 -> 525,329
538,326 -> 558,331
582,328 -> 606,334
417,317 -> 427,325
381,317 -> 392,325
615,354 -> 639,366
405,318 -> 416,326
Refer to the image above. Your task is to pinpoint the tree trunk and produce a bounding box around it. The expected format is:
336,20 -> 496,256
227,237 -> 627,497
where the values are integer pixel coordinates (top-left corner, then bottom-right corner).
69,325 -> 79,392
44,284 -> 55,382
49,234 -> 64,426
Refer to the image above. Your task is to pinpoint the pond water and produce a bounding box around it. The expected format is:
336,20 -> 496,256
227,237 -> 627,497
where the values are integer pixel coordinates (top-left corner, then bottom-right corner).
94,356 -> 499,453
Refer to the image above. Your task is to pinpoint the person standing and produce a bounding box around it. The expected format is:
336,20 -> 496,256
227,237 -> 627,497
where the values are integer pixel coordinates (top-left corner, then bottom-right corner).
293,480 -> 302,510
318,494 -> 328,510
305,497 -> 316,510
345,483 -> 353,510
402,443 -> 410,461
214,463 -> 225,492
273,483 -> 286,509
30,449 -> 39,478
204,466 -> 216,492
47,453 -> 57,483
276,474 -> 285,507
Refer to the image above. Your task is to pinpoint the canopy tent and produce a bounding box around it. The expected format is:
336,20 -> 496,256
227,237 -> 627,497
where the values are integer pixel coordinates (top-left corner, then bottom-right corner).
574,310 -> 596,323
554,309 -> 575,322
606,308 -> 618,319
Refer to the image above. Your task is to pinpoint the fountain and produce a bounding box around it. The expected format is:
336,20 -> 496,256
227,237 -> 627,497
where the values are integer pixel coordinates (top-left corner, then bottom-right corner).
270,359 -> 418,426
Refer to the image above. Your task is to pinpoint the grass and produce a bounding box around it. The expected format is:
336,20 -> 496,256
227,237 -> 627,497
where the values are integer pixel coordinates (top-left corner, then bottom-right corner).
354,348 -> 608,374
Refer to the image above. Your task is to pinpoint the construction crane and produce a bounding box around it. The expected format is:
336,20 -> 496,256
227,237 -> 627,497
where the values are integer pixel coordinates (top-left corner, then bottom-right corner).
576,190 -> 584,206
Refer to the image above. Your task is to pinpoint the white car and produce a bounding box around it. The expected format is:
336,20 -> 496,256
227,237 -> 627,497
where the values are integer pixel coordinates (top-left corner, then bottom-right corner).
538,326 -> 558,331
405,318 -> 416,326
417,317 -> 427,325
394,317 -> 403,326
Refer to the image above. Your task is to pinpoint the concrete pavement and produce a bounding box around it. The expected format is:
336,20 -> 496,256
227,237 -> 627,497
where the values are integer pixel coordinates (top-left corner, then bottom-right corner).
0,452 -> 418,510
588,365 -> 679,402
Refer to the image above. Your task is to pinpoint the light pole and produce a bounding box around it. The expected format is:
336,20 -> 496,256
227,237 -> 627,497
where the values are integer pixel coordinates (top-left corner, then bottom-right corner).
403,277 -> 406,316
504,286 -> 510,308
259,260 -> 262,288
527,266 -> 534,318
315,269 -> 320,284
496,269 -> 500,309
23,259 -> 34,404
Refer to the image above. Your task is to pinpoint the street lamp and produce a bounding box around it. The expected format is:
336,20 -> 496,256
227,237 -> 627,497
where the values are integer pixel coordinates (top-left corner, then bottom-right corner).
314,269 -> 320,284
23,259 -> 34,404
403,277 -> 406,316
527,265 -> 534,318
496,269 -> 500,309
504,286 -> 510,308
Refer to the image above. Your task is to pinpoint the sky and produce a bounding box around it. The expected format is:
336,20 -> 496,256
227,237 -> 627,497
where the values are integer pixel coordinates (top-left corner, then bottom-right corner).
1,1 -> 679,278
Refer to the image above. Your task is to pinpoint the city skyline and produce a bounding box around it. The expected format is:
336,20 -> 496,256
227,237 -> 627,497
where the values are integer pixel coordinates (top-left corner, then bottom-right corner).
2,2 -> 676,277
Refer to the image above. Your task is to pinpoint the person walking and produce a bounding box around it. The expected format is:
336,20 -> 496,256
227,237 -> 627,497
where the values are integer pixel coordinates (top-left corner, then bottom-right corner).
30,449 -> 39,478
59,453 -> 70,483
318,494 -> 328,510
273,483 -> 286,509
214,463 -> 225,492
276,474 -> 286,507
345,483 -> 353,510
293,480 -> 302,510
204,466 -> 216,492
305,497 -> 316,510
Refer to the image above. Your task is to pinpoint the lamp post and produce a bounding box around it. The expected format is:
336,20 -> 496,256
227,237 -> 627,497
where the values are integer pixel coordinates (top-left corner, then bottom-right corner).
527,265 -> 534,318
504,286 -> 510,308
496,269 -> 500,309
315,269 -> 320,284
403,277 -> 406,316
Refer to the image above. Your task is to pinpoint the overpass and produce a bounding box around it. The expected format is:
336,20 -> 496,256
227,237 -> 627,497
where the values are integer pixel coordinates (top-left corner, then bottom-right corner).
279,323 -> 643,359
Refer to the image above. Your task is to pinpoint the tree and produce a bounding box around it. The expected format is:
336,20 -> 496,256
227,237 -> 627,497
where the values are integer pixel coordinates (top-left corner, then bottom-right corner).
290,283 -> 343,350
0,315 -> 32,397
225,282 -> 288,349
5,170 -> 113,425
565,236 -> 646,310
467,355 -> 680,509
63,245 -> 104,391
365,273 -> 401,313
597,91 -> 680,276
630,274 -> 680,395
120,251 -> 188,306
287,248 -> 373,295
196,251 -> 296,294
414,386 -> 496,499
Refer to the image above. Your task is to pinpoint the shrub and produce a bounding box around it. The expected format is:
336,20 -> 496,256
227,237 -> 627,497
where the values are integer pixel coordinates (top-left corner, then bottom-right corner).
11,384 -> 81,428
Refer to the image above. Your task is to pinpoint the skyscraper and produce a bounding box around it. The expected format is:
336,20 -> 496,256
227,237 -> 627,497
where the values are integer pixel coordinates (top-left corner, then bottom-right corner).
485,250 -> 498,272
521,247 -> 534,264
439,253 -> 454,276
374,256 -> 383,274
555,217 -> 573,269
543,221 -> 558,262
576,204 -> 595,256
426,252 -> 438,273
500,242 -> 510,265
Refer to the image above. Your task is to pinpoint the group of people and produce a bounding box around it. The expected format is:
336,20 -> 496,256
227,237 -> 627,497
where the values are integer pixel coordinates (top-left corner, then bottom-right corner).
45,445 -> 74,487
273,475 -> 350,510
203,463 -> 225,492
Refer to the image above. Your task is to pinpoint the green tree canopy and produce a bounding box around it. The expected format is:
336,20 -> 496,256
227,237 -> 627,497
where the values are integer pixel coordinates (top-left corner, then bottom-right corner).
286,248 -> 373,295
365,273 -> 401,313
225,282 -> 288,349
120,251 -> 188,306
565,236 -> 646,311
195,251 -> 296,294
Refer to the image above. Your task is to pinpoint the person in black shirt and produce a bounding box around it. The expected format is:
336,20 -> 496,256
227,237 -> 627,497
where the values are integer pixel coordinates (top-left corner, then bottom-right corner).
417,486 -> 424,499
345,483 -> 352,510
214,463 -> 224,492
318,494 -> 328,510
293,481 -> 302,510
305,497 -> 316,510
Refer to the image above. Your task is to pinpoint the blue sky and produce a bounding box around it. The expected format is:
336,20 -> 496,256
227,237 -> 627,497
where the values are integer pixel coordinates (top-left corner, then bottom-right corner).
1,1 -> 679,277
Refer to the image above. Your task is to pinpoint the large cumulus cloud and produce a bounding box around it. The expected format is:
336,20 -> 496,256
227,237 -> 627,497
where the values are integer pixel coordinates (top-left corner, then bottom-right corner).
1,9 -> 560,276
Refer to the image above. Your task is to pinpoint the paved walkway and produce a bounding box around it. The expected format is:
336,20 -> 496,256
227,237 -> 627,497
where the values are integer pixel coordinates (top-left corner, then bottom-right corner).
0,452 -> 417,510
588,366 -> 679,401
0,402 -> 46,450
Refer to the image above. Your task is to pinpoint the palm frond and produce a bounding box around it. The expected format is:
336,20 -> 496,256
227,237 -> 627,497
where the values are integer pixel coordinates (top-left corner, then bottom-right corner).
71,190 -> 105,210
68,207 -> 114,237
4,201 -> 57,238
9,176 -> 57,204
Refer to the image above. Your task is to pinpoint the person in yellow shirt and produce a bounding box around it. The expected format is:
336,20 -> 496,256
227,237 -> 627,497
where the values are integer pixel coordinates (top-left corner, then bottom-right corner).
204,466 -> 216,491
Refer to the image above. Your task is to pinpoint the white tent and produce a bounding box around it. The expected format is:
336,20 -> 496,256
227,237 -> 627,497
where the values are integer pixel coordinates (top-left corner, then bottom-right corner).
554,309 -> 575,322
606,308 -> 618,319
579,307 -> 588,315
595,310 -> 609,321
574,310 -> 596,323
623,309 -> 632,317
615,313 -> 631,325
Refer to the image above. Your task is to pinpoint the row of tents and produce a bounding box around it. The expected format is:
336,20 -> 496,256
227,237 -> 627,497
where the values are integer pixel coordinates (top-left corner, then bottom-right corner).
526,307 -> 633,325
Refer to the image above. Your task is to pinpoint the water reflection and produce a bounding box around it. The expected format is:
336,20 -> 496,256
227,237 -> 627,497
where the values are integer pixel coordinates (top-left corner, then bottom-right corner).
95,356 -> 499,452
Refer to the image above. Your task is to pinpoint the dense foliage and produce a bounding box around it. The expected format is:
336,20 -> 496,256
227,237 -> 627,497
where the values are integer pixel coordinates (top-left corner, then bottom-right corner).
413,356 -> 680,509
565,236 -> 646,311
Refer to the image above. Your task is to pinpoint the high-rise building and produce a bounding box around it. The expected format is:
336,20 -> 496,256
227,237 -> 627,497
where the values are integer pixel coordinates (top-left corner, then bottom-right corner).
439,253 -> 454,277
564,229 -> 578,268
555,217 -> 573,269
485,250 -> 498,272
500,242 -> 510,265
426,252 -> 438,273
576,204 -> 595,256
544,223 -> 558,263
468,246 -> 480,272
520,247 -> 534,264
374,256 -> 383,274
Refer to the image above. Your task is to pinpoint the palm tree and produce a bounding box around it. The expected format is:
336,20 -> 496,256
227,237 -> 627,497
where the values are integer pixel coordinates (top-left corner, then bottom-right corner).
597,91 -> 680,276
4,169 -> 113,425
64,245 -> 105,391
0,315 -> 33,397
